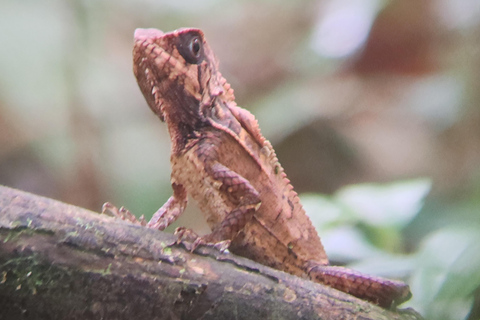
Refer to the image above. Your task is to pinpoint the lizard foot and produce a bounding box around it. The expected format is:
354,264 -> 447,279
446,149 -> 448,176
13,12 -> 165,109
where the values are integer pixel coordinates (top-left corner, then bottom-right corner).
174,227 -> 231,253
102,202 -> 146,226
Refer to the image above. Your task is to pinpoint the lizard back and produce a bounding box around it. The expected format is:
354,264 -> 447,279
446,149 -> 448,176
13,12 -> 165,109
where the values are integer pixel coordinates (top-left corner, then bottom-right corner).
173,98 -> 329,277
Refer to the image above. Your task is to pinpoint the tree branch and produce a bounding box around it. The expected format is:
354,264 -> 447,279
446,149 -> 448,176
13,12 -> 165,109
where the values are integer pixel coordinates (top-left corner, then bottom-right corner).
0,185 -> 422,320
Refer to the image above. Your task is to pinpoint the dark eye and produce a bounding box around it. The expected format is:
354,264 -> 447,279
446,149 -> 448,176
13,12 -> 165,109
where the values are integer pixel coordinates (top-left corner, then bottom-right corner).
189,37 -> 201,58
177,33 -> 204,64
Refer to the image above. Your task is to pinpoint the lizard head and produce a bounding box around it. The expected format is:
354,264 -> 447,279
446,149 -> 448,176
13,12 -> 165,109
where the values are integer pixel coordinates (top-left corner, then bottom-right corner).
133,28 -> 234,129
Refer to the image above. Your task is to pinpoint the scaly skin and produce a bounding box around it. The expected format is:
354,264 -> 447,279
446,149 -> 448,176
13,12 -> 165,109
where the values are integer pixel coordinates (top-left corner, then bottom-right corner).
128,27 -> 411,308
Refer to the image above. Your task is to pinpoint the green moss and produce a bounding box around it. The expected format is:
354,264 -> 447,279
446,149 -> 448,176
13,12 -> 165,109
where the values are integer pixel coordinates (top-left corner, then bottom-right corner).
2,228 -> 38,243
162,246 -> 172,255
1,256 -> 72,296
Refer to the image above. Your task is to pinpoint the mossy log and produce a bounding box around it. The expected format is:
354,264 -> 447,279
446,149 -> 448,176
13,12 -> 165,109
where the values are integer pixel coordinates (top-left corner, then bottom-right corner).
0,185 -> 423,320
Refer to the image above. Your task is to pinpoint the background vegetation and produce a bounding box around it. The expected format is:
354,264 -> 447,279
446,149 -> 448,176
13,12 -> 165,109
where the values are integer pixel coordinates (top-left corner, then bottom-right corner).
1,0 -> 479,319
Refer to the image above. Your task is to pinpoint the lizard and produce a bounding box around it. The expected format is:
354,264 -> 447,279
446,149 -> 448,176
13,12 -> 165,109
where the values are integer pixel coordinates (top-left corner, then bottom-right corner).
105,27 -> 412,309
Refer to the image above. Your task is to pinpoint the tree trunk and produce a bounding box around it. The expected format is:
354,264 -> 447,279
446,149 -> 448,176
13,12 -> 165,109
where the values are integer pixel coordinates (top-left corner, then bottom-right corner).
0,185 -> 423,320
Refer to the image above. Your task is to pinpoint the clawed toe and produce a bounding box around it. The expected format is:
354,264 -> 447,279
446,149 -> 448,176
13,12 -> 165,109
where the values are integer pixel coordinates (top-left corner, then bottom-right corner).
101,202 -> 146,226
174,227 -> 231,253
174,227 -> 200,242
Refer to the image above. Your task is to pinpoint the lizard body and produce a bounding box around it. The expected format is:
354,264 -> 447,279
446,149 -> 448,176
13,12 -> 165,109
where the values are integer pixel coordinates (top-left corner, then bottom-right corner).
128,27 -> 411,308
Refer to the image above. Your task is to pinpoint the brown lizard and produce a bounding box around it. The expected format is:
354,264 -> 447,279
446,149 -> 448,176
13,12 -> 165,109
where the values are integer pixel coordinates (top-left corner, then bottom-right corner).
106,27 -> 411,309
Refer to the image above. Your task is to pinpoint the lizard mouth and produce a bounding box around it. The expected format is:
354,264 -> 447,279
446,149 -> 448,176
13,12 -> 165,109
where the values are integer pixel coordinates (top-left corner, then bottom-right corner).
133,28 -> 170,122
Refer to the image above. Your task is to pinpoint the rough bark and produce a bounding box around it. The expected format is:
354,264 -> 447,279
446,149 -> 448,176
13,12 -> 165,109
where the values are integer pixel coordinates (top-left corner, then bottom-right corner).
0,185 -> 423,320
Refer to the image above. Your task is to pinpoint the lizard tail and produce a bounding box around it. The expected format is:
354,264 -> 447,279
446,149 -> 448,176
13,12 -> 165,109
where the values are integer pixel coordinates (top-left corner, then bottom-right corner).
307,263 -> 412,309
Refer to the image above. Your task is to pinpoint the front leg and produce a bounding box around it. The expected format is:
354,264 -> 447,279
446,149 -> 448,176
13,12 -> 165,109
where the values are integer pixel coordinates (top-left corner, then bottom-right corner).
101,182 -> 187,231
176,138 -> 261,249
201,161 -> 261,243
147,182 -> 187,230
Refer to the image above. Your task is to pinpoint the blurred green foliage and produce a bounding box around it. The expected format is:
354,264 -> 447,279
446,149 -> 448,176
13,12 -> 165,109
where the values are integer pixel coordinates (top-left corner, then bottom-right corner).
303,180 -> 480,319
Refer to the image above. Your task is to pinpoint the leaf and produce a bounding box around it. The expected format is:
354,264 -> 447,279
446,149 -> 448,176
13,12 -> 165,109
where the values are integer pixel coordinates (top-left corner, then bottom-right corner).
407,227 -> 480,319
320,226 -> 384,262
335,179 -> 432,227
301,194 -> 344,229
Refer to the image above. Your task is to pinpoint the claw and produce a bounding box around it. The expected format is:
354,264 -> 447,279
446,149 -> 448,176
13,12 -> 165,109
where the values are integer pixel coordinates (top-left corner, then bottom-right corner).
138,215 -> 147,226
174,227 -> 200,244
174,227 -> 231,253
211,240 -> 231,253
102,202 -> 118,217
101,202 -> 144,226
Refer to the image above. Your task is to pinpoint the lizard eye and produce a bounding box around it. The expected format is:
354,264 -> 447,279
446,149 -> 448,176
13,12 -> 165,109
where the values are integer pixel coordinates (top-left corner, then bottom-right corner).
189,37 -> 201,58
177,32 -> 205,65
